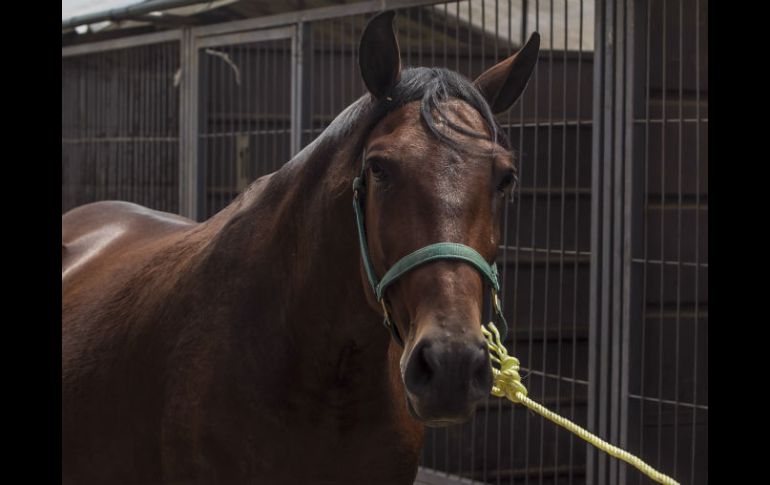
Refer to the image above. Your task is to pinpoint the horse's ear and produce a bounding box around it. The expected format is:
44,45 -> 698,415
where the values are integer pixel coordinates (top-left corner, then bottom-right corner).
359,11 -> 401,99
473,32 -> 540,114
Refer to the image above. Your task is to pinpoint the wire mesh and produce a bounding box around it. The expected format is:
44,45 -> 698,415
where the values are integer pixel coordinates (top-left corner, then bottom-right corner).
625,0 -> 708,484
61,41 -> 180,214
197,38 -> 293,219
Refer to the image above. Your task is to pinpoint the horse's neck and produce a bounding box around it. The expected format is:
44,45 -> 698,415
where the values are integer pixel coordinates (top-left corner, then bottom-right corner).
197,97 -> 394,394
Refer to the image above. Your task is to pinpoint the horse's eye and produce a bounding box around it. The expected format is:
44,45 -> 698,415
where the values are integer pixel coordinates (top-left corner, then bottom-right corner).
369,160 -> 387,180
497,171 -> 515,195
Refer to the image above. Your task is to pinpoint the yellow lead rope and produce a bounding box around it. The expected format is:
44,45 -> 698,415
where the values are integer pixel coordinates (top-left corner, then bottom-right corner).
481,322 -> 680,485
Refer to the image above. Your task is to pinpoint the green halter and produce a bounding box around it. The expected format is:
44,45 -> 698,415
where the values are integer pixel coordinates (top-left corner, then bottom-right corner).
352,150 -> 509,347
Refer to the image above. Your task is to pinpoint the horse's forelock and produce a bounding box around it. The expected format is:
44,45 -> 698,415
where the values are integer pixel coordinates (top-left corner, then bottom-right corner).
372,67 -> 511,154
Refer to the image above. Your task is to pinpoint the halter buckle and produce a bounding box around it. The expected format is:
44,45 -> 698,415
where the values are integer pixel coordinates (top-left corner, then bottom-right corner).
379,299 -> 391,326
492,290 -> 502,314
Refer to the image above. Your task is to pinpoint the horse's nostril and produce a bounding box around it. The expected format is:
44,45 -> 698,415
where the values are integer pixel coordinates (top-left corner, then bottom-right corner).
405,341 -> 434,391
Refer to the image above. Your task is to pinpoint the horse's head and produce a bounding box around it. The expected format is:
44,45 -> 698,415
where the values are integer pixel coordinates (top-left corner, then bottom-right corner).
355,12 -> 540,426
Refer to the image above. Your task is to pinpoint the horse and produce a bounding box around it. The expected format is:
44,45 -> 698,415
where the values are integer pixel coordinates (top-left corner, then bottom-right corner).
62,11 -> 539,484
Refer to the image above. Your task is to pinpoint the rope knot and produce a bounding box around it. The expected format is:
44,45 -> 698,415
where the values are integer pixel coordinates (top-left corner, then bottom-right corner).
482,322 -> 528,403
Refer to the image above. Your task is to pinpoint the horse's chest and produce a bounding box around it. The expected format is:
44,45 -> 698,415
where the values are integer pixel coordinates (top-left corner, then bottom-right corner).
186,388 -> 423,483
249,417 -> 422,483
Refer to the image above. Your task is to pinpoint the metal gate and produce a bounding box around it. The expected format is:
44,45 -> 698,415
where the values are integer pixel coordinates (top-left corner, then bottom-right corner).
194,27 -> 296,218
62,31 -> 181,214
61,1 -> 708,483
589,1 -> 708,484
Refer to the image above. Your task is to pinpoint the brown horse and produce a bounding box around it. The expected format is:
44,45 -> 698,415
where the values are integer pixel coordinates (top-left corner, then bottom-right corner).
62,12 -> 539,485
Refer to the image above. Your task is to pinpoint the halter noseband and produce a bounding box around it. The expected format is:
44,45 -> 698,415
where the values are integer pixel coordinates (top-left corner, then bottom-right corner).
352,149 -> 509,347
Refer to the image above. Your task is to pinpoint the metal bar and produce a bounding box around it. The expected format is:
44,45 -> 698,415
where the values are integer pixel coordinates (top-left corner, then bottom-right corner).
597,28 -> 612,481
479,4 -> 491,479
130,49 -> 137,204
144,43 -> 152,206
569,6 -> 584,483
127,45 -> 135,204
237,42 -> 244,194
149,44 -> 156,208
467,0 -> 472,80
137,44 -> 144,207
690,0 -> 703,481
673,0 -> 685,478
523,1 -> 539,482
62,30 -> 183,57
217,41 -> 225,210
106,50 -> 114,202
164,42 -> 171,212
79,55 -> 87,206
233,42 -> 240,199
196,26 -> 295,50
163,42 -> 170,211
111,50 -> 121,205
455,1 -> 459,72
142,44 -> 149,207
245,38 -> 252,190
173,40 -> 179,212
191,0 -> 446,38
466,2 -> 476,479
519,368 -> 590,385
97,49 -> 106,203
63,0 -> 210,30
619,1 -> 637,483
507,1 -> 520,482
587,0 -> 606,481
637,0 -> 652,473
657,0 -> 668,472
127,47 -> 135,205
260,39 -> 267,179
628,394 -> 708,412
77,55 -> 84,206
201,35 -> 212,218
254,41 -> 262,183
454,4 -> 464,477
442,2 -> 448,68
271,36 -> 280,171
152,44 -> 159,209
308,20 -> 316,145
538,0 -> 555,481
632,118 -> 706,124
553,1 -> 569,483
405,6 -> 411,68
610,0 -> 627,482
178,27 -> 199,220
350,16 -> 357,119
131,43 -> 144,204
153,42 -> 161,207
418,6 -> 424,67
290,23 -> 303,156
492,2 -> 502,483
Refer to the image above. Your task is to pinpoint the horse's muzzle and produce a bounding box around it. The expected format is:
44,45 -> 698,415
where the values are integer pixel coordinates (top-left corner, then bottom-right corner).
402,334 -> 493,426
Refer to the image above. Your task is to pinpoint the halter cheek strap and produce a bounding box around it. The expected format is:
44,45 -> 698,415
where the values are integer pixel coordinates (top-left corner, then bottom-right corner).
352,150 -> 509,347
